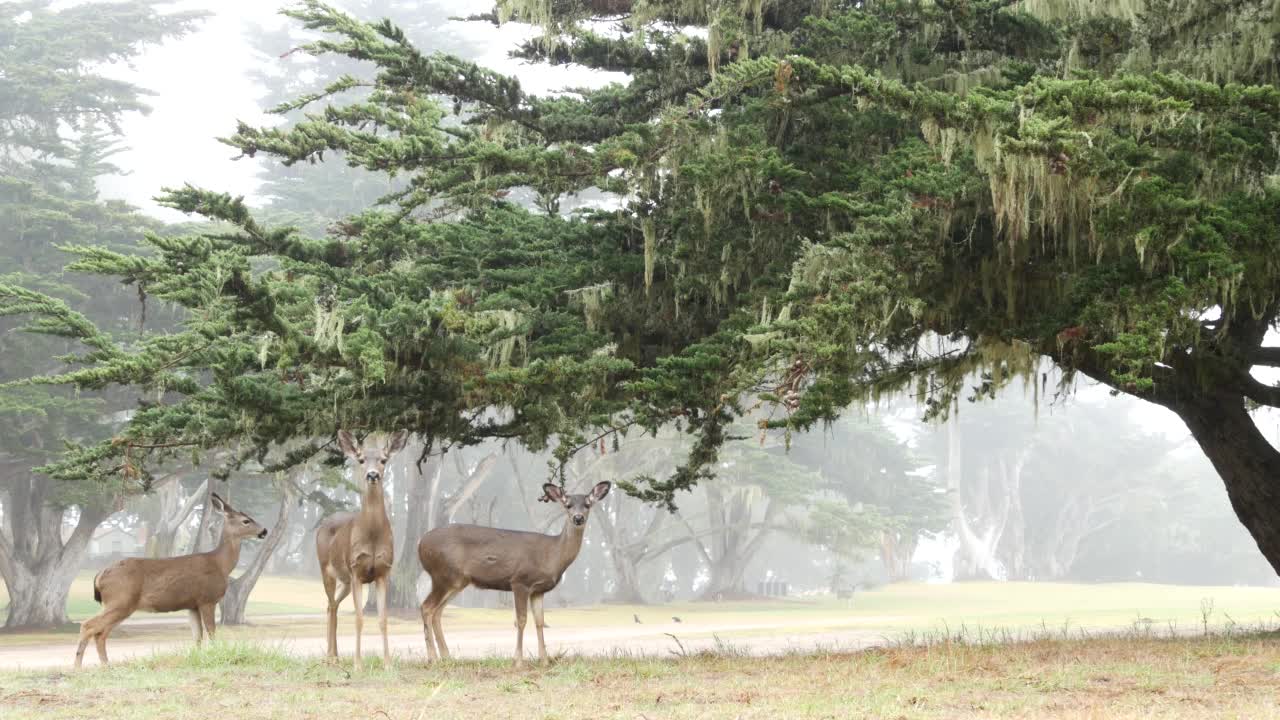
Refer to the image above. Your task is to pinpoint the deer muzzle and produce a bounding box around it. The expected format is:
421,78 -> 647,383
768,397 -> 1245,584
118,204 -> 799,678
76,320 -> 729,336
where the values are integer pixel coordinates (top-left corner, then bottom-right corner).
257,529 -> 268,539
366,470 -> 381,482
572,514 -> 586,526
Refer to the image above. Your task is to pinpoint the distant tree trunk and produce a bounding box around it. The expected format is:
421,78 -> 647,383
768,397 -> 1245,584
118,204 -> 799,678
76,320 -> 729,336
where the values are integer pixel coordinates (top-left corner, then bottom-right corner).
879,530 -> 917,582
949,421 -> 1026,581
220,479 -> 297,625
597,498 -> 671,604
0,469 -> 111,630
189,480 -> 220,554
389,448 -> 436,609
687,485 -> 777,601
149,476 -> 206,559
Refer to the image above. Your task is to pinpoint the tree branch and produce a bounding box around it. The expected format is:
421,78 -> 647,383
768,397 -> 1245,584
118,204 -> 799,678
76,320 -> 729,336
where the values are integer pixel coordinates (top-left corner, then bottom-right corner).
1241,376 -> 1280,408
1251,346 -> 1280,368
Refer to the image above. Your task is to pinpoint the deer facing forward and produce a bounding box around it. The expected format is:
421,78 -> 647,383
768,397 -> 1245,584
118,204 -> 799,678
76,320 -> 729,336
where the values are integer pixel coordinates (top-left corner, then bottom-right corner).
316,429 -> 408,669
75,492 -> 267,668
418,481 -> 611,667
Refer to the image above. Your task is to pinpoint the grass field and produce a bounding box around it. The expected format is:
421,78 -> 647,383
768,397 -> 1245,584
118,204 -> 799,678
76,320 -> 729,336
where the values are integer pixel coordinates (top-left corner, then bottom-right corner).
3,580 -> 1278,717
3,575 -> 1279,644
1,632 -> 1278,719
0,573 -> 328,621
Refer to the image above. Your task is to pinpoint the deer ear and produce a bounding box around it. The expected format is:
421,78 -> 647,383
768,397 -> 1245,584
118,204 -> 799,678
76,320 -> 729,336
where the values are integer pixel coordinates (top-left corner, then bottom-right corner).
210,493 -> 228,514
384,430 -> 409,458
337,430 -> 359,458
542,483 -> 565,505
588,481 -> 612,504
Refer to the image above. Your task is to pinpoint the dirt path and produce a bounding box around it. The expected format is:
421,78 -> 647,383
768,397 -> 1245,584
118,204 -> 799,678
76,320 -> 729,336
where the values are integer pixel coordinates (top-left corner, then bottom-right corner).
0,616 -> 888,670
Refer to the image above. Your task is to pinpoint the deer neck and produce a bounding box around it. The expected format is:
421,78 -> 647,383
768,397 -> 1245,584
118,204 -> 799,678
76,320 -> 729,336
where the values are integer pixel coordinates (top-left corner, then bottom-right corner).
553,518 -> 588,575
359,483 -> 389,530
211,528 -> 243,577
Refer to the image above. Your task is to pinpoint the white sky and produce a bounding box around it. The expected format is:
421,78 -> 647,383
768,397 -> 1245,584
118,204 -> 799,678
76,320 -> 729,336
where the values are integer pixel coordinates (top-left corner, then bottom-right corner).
96,0 -> 621,219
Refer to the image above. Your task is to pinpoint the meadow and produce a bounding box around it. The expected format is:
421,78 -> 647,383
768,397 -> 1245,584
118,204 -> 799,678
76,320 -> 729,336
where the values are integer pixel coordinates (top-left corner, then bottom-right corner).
2,578 -> 1279,718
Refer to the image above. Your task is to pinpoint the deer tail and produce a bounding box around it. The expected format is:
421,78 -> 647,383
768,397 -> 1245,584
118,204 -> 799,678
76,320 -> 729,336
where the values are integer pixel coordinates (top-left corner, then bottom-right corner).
92,571 -> 103,604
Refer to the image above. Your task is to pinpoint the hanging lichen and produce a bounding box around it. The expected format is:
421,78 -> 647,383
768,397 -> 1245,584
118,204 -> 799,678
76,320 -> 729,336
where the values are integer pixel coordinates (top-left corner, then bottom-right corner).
564,282 -> 613,331
477,309 -> 526,368
257,332 -> 276,370
643,216 -> 657,294
314,301 -> 345,353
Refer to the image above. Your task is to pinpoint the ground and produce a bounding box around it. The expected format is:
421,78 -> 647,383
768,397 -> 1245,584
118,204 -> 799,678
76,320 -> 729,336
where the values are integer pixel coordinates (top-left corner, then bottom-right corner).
1,633 -> 1277,719
1,579 -> 1278,718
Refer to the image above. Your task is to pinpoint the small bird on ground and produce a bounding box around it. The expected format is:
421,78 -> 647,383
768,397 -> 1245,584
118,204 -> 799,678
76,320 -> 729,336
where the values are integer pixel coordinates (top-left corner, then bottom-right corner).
672,616 -> 682,623
633,614 -> 642,624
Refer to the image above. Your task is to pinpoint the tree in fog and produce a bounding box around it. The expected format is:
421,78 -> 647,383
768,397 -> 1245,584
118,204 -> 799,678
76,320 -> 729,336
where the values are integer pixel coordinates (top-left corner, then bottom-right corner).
0,1 -> 200,629
7,0 -> 1280,584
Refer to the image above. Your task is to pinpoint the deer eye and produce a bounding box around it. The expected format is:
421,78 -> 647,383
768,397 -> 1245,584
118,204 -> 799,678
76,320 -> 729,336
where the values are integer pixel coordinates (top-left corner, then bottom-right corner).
241,519 -> 251,525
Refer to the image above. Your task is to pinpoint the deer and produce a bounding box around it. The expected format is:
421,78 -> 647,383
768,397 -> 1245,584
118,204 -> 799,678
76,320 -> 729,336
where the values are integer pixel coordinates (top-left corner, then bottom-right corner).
74,493 -> 267,668
417,480 -> 611,667
315,429 -> 409,670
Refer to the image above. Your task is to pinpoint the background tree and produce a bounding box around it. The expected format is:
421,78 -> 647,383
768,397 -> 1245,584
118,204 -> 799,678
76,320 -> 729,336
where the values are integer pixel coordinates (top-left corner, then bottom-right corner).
0,1 -> 200,628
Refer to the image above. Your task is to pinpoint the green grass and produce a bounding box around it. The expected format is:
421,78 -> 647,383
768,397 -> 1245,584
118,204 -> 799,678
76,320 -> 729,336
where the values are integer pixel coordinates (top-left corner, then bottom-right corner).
1,632 -> 1278,719
4,576 -> 1278,642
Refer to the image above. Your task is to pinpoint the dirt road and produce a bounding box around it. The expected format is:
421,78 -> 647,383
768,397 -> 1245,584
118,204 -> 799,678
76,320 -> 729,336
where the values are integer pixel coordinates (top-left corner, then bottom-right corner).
0,615 -> 887,670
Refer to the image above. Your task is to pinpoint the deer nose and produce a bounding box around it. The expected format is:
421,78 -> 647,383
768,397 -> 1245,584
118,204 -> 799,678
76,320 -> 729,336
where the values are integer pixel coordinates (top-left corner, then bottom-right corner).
366,470 -> 380,482
257,529 -> 268,539
572,514 -> 586,526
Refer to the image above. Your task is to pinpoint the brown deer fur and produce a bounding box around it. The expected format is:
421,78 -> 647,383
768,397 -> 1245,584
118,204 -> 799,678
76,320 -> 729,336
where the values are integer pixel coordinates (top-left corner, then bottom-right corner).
417,481 -> 611,667
74,493 -> 267,668
316,429 -> 408,669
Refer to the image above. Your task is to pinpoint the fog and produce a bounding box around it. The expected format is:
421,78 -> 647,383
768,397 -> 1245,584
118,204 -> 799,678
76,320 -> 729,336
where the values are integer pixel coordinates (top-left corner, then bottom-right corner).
3,0 -> 1278,638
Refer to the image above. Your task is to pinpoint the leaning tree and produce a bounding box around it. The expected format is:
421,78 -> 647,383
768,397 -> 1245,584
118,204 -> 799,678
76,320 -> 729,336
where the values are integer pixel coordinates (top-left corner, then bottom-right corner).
4,0 -> 1280,578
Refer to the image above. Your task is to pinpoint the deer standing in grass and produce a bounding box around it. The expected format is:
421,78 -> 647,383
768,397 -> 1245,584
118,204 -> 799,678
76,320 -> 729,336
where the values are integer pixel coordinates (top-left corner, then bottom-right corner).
316,429 -> 409,669
74,493 -> 267,668
418,481 -> 611,667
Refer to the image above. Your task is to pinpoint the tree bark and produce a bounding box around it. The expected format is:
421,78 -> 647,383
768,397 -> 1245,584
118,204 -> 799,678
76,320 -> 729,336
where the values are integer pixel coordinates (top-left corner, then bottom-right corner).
0,470 -> 110,630
1174,391 -> 1280,577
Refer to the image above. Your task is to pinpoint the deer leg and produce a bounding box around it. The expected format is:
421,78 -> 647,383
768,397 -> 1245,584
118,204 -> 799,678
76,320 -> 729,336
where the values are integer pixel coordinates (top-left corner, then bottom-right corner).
431,583 -> 465,660
94,609 -> 129,666
74,612 -> 108,669
512,586 -> 530,668
188,610 -> 204,646
95,629 -> 111,665
322,574 -> 338,658
376,575 -> 390,665
531,593 -> 548,665
419,594 -> 437,662
200,604 -> 216,641
351,580 -> 365,671
327,579 -> 350,659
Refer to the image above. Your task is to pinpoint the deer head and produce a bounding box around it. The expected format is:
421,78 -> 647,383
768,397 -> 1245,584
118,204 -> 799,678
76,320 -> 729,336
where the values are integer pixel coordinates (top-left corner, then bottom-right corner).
337,429 -> 410,488
211,492 -> 268,540
541,481 -> 611,528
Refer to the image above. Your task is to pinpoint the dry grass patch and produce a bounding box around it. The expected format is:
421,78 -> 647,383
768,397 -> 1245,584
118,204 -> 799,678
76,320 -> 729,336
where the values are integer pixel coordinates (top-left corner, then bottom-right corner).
1,632 -> 1278,719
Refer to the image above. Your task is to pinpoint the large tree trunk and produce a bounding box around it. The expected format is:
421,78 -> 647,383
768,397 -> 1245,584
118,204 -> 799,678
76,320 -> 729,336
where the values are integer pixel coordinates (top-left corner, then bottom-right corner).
219,480 -> 297,625
0,471 -> 110,630
1175,392 -> 1280,577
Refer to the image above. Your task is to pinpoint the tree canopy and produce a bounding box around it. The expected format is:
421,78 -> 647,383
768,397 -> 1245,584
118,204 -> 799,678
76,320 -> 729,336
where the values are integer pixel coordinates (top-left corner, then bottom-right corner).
4,0 -> 1280,574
